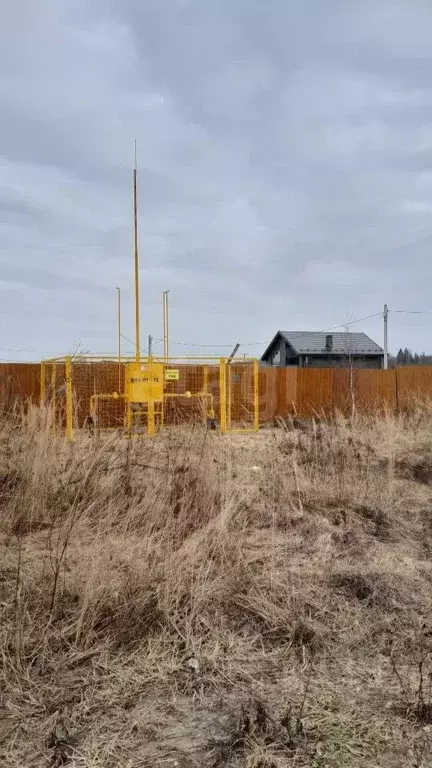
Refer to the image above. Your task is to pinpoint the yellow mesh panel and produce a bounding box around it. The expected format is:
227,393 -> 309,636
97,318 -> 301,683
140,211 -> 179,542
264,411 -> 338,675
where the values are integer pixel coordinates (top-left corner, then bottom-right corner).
40,356 -> 259,438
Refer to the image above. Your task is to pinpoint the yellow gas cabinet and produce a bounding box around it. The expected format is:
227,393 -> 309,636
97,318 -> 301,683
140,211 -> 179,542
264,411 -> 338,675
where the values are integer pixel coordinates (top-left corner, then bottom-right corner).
125,361 -> 164,435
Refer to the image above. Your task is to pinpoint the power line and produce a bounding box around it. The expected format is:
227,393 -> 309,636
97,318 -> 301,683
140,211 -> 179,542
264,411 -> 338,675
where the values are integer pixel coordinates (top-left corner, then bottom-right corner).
119,308 -> 389,356
4,309 -> 431,362
121,334 -> 267,351
0,346 -> 38,353
391,309 -> 432,315
168,339 -> 246,348
120,333 -> 157,355
167,338 -> 274,348
321,312 -> 383,332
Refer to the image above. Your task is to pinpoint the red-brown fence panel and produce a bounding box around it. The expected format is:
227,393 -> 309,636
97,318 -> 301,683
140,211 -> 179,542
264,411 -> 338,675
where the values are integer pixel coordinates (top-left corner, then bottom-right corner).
276,368 -> 297,419
396,366 -> 432,411
296,368 -> 334,417
332,369 -> 353,415
354,369 -> 397,414
258,367 -> 278,422
0,363 -> 40,410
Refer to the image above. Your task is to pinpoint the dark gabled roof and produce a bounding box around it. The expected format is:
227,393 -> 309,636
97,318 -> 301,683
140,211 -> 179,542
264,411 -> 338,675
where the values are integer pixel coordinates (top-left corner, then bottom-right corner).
262,331 -> 384,360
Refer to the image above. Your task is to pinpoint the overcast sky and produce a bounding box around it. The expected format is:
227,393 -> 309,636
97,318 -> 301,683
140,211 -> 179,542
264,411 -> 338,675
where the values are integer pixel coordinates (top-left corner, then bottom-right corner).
1,0 -> 432,361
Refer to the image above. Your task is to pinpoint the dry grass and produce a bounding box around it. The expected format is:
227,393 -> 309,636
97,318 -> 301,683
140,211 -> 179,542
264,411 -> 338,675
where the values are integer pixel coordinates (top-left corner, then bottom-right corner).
1,404 -> 432,767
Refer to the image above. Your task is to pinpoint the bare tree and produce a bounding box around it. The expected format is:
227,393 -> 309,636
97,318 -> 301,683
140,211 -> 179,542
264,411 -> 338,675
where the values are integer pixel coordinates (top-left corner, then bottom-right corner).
68,339 -> 90,360
334,317 -> 357,420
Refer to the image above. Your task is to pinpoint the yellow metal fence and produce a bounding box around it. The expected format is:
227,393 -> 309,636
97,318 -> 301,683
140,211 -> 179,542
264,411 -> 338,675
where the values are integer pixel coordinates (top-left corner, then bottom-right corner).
40,355 -> 259,439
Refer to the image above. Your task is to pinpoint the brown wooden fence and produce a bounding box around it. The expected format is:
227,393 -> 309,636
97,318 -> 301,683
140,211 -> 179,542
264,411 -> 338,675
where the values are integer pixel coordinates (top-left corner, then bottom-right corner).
258,367 -> 430,420
0,364 -> 40,411
1,363 -> 432,421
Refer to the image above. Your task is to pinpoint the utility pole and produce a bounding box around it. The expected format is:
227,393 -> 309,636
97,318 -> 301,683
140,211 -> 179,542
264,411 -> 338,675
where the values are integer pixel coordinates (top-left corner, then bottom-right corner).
148,334 -> 153,356
133,140 -> 141,362
383,303 -> 388,370
228,343 -> 240,363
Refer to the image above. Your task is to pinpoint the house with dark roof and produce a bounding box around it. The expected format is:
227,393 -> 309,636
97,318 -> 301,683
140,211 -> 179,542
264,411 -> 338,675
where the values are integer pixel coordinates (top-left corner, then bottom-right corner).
261,331 -> 384,369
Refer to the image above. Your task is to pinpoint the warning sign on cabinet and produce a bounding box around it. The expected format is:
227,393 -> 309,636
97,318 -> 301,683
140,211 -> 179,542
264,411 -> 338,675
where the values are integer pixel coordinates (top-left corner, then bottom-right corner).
165,369 -> 180,381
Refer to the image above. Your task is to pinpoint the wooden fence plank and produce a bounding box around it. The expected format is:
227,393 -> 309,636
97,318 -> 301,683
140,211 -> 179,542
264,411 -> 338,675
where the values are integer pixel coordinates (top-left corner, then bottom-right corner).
332,369 -> 353,415
354,369 -> 397,414
296,368 -> 334,417
0,363 -> 40,409
259,367 -> 277,421
276,368 -> 297,418
396,366 -> 432,411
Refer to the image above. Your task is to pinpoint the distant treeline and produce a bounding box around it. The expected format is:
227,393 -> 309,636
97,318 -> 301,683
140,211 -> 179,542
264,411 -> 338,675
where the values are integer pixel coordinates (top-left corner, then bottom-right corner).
389,348 -> 432,366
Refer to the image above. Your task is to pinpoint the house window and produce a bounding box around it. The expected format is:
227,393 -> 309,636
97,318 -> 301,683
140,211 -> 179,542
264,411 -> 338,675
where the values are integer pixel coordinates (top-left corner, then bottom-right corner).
271,347 -> 281,366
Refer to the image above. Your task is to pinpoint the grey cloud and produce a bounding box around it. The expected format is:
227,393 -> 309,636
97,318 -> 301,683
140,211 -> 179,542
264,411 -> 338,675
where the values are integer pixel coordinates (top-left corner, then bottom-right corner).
0,263 -> 107,293
1,0 -> 432,360
0,198 -> 44,222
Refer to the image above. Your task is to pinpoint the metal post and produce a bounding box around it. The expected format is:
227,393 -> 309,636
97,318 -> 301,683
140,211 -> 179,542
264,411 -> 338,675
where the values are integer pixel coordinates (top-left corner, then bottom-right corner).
133,141 -> 141,362
228,343 -> 240,361
148,334 -> 153,356
162,291 -> 167,360
65,356 -> 73,441
383,304 -> 388,370
116,287 -> 121,392
226,344 -> 239,430
147,356 -> 155,436
165,290 -> 169,361
163,290 -> 170,362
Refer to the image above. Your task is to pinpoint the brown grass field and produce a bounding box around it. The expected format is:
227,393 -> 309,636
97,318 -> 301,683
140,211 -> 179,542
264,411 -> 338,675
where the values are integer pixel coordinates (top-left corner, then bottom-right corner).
1,406 -> 432,767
